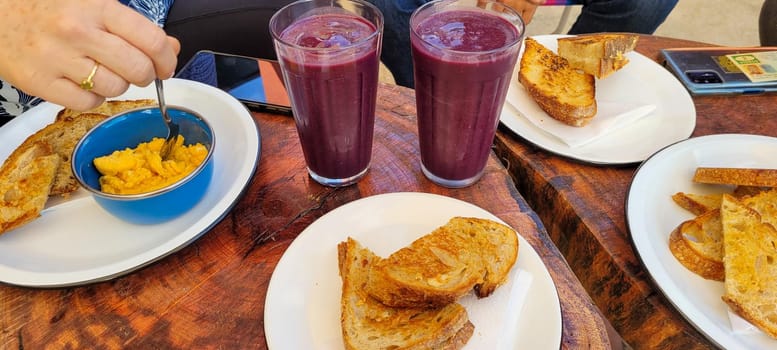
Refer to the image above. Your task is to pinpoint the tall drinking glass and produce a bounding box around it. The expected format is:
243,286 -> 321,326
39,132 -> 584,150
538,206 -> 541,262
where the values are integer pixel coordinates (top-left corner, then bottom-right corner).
270,0 -> 383,187
411,0 -> 524,188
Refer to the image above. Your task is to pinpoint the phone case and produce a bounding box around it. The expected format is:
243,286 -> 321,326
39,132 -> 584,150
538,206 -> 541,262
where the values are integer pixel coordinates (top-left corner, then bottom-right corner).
661,47 -> 777,95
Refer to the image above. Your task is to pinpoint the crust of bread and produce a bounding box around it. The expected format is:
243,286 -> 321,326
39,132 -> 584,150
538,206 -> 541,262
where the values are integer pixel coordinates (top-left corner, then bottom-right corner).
518,38 -> 596,127
668,211 -> 725,281
720,194 -> 777,338
367,217 -> 519,308
338,238 -> 472,350
0,142 -> 60,234
55,99 -> 156,122
443,321 -> 475,350
693,167 -> 777,188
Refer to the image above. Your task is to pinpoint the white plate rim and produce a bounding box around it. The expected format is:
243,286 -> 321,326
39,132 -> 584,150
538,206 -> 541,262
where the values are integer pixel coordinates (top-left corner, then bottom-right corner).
264,192 -> 562,350
0,78 -> 260,287
500,34 -> 696,165
626,133 -> 777,349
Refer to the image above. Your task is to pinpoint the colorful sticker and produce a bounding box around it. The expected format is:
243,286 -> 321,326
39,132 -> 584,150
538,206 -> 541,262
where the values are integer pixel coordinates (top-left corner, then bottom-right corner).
713,55 -> 742,74
726,51 -> 777,82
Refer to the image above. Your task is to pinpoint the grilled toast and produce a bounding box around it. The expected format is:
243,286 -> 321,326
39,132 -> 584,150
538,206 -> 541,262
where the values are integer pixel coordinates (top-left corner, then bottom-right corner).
557,34 -> 639,79
0,142 -> 60,234
15,113 -> 108,196
366,217 -> 519,308
670,189 -> 777,280
720,194 -> 777,338
518,37 -> 596,127
0,99 -> 157,233
338,238 -> 474,350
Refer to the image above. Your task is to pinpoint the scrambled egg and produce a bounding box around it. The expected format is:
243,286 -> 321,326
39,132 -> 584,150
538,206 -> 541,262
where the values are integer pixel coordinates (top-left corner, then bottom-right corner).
94,136 -> 208,195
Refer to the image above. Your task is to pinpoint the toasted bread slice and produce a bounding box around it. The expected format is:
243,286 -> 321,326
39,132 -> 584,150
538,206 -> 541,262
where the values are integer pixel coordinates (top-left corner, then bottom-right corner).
13,113 -> 108,196
672,192 -> 723,216
720,194 -> 777,338
338,238 -> 474,350
670,189 -> 777,280
518,38 -> 596,127
367,217 -> 519,308
557,34 -> 639,78
0,142 -> 60,234
693,167 -> 777,188
558,34 -> 638,60
55,99 -> 156,122
672,188 -> 770,216
668,209 -> 724,281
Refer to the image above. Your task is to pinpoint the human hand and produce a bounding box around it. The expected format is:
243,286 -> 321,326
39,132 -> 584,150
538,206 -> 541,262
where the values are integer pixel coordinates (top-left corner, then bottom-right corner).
0,0 -> 180,111
497,0 -> 546,24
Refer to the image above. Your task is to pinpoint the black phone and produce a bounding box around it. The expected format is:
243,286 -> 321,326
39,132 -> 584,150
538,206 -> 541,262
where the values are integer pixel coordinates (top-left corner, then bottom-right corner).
175,50 -> 293,115
661,46 -> 777,95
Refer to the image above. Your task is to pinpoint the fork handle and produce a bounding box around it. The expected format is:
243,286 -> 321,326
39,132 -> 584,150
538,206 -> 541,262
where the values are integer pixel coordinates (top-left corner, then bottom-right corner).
154,79 -> 171,123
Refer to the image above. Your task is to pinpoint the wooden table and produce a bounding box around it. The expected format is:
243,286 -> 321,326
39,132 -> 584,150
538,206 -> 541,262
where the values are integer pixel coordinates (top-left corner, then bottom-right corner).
493,35 -> 777,349
1,85 -> 616,348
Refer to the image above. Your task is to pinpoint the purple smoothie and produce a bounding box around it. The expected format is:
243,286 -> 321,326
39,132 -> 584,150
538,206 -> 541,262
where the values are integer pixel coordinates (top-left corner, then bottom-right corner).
277,13 -> 380,184
411,8 -> 522,187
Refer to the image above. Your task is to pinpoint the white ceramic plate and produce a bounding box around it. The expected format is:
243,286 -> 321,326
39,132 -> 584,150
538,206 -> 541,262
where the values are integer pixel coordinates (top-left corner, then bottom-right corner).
626,134 -> 777,349
501,34 -> 696,165
264,192 -> 562,350
0,78 -> 260,287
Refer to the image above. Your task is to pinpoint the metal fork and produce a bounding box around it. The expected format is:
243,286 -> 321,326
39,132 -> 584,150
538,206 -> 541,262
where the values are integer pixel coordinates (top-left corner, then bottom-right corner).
154,78 -> 179,160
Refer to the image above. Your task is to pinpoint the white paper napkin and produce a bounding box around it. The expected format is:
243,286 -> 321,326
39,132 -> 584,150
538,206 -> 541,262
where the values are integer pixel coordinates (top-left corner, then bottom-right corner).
505,83 -> 657,148
728,307 -> 766,335
459,267 -> 533,350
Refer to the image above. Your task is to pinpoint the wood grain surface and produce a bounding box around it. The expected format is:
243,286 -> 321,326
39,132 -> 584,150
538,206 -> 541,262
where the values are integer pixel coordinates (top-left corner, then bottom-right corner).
493,35 -> 777,349
1,84 -> 615,349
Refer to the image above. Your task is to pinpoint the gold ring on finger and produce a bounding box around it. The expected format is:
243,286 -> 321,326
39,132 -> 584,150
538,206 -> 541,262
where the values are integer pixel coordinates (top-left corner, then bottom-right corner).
80,63 -> 100,91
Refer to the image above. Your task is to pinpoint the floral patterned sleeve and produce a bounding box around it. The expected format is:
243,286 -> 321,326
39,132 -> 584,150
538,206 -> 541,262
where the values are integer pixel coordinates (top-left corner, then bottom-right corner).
0,81 -> 44,124
120,0 -> 174,26
0,0 -> 174,123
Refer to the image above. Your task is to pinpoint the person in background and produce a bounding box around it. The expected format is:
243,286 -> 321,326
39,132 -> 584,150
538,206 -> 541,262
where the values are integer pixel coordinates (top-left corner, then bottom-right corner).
369,0 -> 679,88
760,0 -> 777,46
164,0 -> 297,72
0,0 -> 180,122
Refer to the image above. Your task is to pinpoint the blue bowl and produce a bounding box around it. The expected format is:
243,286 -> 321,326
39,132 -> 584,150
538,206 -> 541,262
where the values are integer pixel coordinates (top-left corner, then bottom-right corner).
72,106 -> 215,224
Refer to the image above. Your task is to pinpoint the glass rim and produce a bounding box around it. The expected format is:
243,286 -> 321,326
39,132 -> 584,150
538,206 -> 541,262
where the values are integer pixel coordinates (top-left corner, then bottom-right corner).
410,0 -> 526,55
269,0 -> 384,52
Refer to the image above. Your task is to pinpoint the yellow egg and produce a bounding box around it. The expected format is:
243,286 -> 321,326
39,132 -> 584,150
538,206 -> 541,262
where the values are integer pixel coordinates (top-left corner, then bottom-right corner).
94,136 -> 208,195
